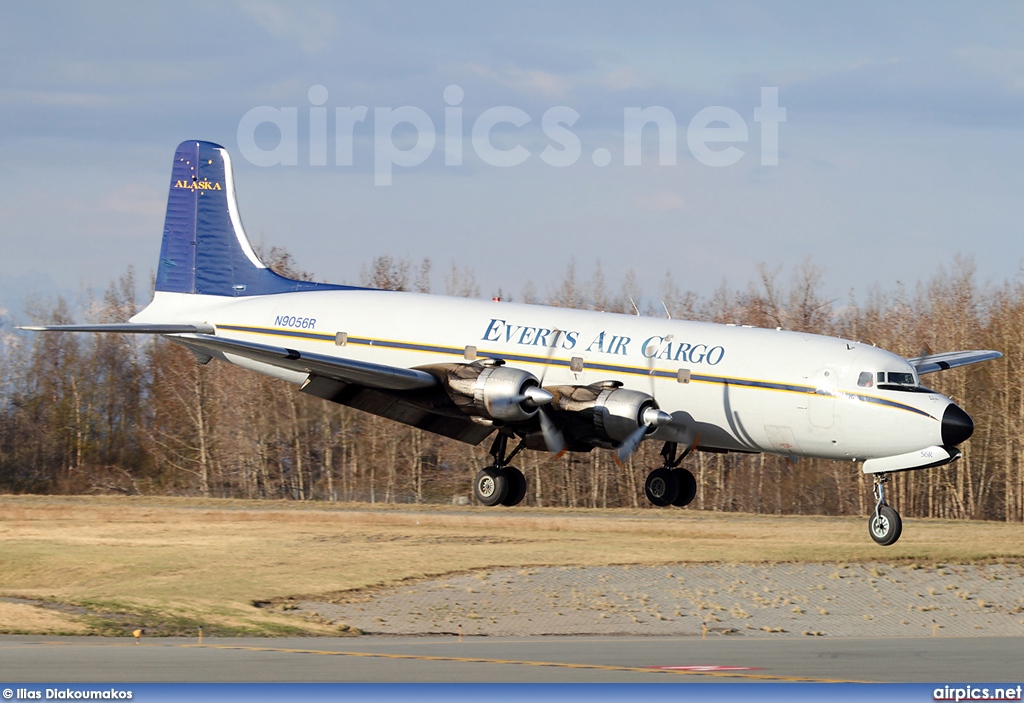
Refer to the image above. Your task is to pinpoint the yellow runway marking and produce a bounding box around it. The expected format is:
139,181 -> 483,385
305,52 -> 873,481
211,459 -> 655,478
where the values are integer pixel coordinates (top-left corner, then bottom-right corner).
178,643 -> 870,683
31,639 -> 870,682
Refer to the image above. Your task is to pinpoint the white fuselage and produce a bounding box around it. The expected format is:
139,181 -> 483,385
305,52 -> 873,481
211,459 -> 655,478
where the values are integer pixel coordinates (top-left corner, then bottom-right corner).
133,289 -> 952,464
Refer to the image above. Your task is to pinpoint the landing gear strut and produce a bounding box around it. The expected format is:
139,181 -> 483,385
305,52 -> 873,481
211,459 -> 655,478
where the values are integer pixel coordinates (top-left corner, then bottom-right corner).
473,434 -> 527,507
644,442 -> 698,508
868,473 -> 902,546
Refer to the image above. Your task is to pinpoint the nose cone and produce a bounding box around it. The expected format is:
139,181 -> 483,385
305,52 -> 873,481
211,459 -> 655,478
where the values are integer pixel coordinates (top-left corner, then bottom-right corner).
522,386 -> 554,407
941,404 -> 974,446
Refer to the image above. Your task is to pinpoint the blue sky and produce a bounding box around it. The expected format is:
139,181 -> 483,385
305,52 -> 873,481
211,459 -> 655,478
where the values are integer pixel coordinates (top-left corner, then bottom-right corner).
1,1 -> 1022,318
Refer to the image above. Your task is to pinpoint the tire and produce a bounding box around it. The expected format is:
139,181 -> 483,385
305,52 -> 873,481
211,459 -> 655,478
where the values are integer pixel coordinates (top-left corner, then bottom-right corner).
473,466 -> 508,506
500,466 -> 527,507
672,468 -> 697,507
868,505 -> 903,546
645,467 -> 680,507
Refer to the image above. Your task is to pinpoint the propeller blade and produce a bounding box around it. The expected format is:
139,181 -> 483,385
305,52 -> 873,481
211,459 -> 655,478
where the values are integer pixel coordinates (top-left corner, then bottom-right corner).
614,424 -> 648,467
537,328 -> 562,386
614,405 -> 673,467
535,328 -> 566,456
644,334 -> 672,398
538,407 -> 567,457
677,432 -> 701,463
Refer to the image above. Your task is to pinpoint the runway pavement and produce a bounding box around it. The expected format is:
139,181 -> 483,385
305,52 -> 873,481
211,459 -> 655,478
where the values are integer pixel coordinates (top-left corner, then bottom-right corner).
2,634 -> 1021,683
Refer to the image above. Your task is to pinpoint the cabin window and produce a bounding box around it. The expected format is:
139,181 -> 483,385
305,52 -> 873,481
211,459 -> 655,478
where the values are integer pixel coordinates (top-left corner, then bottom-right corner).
857,371 -> 874,388
877,371 -> 885,384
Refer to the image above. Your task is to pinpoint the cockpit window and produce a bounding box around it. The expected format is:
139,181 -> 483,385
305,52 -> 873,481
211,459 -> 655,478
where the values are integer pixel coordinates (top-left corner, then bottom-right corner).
887,372 -> 915,386
868,369 -> 922,391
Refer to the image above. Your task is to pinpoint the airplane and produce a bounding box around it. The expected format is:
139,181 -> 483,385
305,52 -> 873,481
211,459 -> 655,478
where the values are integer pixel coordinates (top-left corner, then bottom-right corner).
22,140 -> 1002,546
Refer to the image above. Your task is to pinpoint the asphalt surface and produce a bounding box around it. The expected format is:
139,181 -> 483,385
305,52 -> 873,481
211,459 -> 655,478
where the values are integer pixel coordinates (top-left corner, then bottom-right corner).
2,634 -> 1022,683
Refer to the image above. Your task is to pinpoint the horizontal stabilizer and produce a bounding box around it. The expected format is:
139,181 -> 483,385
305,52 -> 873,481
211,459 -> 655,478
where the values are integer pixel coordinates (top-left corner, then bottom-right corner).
908,350 -> 1002,375
862,445 -> 961,474
19,323 -> 216,334
179,335 -> 438,391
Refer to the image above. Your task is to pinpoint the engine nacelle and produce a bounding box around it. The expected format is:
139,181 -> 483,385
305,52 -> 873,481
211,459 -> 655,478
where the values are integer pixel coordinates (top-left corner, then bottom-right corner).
436,361 -> 543,423
548,382 -> 663,449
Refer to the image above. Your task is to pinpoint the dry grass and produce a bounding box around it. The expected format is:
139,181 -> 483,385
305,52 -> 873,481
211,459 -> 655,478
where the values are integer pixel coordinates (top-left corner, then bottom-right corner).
3,494 -> 1024,636
0,601 -> 89,634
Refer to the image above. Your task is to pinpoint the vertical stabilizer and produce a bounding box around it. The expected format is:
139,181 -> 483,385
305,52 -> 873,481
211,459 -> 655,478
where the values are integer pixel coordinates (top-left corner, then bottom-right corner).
155,140 -> 347,297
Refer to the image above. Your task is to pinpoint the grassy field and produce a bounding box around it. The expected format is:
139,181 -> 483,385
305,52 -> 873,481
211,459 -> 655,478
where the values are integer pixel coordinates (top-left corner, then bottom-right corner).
2,494 -> 1023,637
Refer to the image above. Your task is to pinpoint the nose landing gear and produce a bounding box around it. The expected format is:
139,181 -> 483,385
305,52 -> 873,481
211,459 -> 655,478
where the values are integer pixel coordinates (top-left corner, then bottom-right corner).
868,473 -> 902,546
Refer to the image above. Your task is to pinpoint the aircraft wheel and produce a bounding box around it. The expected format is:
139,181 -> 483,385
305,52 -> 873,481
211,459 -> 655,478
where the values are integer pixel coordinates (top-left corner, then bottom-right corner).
500,466 -> 527,507
868,505 -> 903,546
645,467 -> 679,507
474,466 -> 508,506
671,468 -> 697,507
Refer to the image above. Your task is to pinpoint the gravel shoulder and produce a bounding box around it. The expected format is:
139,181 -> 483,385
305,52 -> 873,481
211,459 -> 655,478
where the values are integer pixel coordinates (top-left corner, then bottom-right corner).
298,562 -> 1024,638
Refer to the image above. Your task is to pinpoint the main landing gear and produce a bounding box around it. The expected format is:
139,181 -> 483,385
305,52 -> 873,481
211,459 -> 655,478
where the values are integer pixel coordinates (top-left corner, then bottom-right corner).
473,434 -> 527,507
644,442 -> 698,508
473,437 -> 699,510
868,473 -> 902,546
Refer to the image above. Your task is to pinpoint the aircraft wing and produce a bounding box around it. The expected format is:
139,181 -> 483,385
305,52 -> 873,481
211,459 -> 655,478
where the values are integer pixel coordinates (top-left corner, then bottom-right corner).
19,324 -> 437,392
179,334 -> 438,391
908,350 -> 1003,375
19,323 -> 216,334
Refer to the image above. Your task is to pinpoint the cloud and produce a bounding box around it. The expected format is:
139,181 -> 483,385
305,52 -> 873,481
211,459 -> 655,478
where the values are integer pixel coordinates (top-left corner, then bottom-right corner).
768,52 -> 1024,129
633,191 -> 686,212
1,1 -> 1023,307
233,0 -> 338,54
466,64 -> 573,99
98,184 -> 164,217
0,89 -> 117,108
956,47 -> 1024,93
603,67 -> 656,91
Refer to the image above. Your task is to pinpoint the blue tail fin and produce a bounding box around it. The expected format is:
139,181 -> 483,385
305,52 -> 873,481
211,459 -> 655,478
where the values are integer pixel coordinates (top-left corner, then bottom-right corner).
156,140 -> 348,296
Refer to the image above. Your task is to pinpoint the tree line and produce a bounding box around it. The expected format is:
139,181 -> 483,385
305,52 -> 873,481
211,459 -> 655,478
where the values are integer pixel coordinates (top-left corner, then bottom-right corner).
1,253 -> 1021,523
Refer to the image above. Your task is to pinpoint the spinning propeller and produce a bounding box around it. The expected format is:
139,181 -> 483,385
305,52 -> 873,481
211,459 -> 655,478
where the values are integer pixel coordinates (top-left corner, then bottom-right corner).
613,405 -> 674,466
535,329 -> 567,457
613,335 -> 675,466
